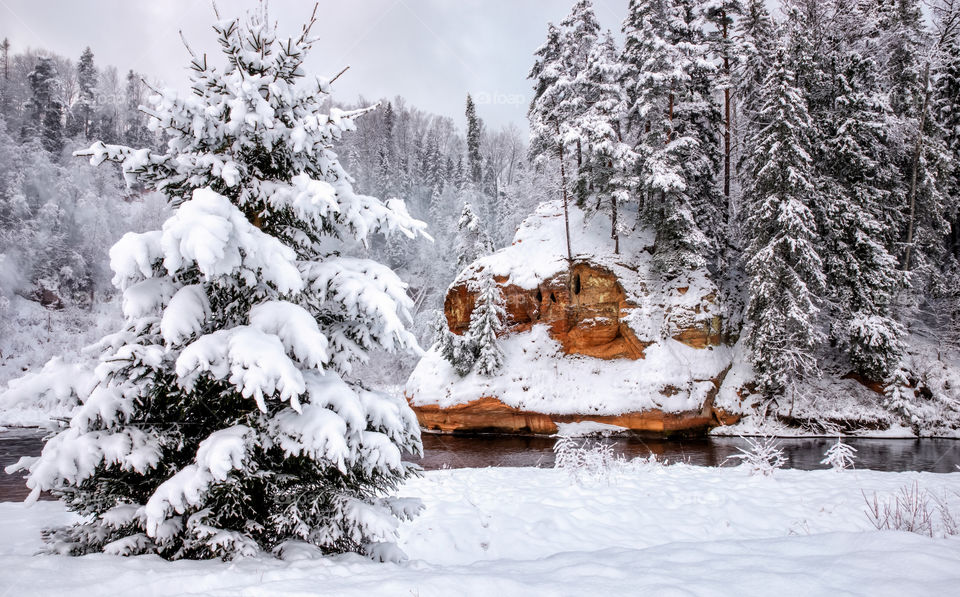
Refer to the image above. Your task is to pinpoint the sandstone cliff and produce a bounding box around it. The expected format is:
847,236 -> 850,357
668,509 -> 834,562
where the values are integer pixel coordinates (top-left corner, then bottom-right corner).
406,200 -> 738,435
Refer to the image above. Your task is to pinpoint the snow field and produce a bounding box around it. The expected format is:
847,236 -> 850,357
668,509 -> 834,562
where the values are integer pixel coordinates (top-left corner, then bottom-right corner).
1,464 -> 959,596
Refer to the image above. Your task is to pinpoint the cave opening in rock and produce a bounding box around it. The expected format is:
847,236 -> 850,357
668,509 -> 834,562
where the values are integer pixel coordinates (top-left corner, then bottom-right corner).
535,288 -> 543,303
573,273 -> 581,295
550,292 -> 557,303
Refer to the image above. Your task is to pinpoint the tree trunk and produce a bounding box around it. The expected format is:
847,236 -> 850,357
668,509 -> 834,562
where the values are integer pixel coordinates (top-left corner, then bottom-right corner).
556,124 -> 573,268
903,63 -> 932,273
611,190 -> 619,255
668,93 -> 675,143
722,14 -> 731,199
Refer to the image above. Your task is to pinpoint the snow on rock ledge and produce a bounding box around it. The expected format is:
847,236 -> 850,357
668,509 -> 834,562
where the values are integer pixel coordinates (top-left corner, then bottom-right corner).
406,201 -> 740,436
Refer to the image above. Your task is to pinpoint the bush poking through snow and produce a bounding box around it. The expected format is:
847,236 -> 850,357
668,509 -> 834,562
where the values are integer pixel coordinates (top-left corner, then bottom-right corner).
821,438 -> 857,471
863,482 -> 960,538
553,436 -> 616,484
728,435 -> 786,476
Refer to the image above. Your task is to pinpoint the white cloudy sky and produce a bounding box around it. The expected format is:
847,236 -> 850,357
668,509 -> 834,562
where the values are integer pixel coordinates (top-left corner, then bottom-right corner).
1,0 -> 632,131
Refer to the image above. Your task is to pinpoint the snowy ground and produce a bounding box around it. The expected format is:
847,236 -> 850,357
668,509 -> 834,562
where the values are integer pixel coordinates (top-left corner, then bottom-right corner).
2,464 -> 959,596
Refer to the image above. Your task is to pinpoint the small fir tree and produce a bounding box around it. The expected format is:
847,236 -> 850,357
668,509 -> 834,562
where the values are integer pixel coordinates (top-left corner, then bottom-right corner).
468,272 -> 506,376
455,201 -> 493,272
821,438 -> 857,471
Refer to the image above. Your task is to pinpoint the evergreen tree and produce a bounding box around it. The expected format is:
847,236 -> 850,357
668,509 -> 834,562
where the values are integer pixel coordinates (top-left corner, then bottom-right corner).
576,30 -> 633,253
557,0 -> 601,195
819,51 -> 905,380
668,0 -> 725,264
465,94 -> 483,185
528,21 -> 575,264
468,272 -> 505,376
704,0 -> 743,199
621,0 -> 714,276
742,51 -> 825,397
67,47 -> 97,139
935,24 -> 960,260
0,38 -> 9,119
455,201 -> 493,272
15,8 -> 428,561
24,57 -> 63,154
735,0 -> 777,126
122,70 -> 150,148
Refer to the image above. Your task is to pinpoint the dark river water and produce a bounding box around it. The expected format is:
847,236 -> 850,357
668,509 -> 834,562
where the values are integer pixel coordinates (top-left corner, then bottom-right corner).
2,429 -> 958,502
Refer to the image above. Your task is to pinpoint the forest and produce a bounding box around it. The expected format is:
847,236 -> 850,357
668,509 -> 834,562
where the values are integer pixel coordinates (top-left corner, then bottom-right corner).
4,1 -> 960,435
0,1 -> 958,593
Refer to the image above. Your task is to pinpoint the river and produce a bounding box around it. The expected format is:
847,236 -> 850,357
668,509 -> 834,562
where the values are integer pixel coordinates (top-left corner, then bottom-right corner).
2,428 -> 957,502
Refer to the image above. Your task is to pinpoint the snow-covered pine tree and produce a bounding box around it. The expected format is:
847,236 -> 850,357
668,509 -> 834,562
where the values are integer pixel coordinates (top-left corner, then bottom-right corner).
621,0 -> 713,276
703,0 -> 743,200
576,30 -> 633,254
819,51 -> 905,381
67,47 -> 97,139
741,49 -> 825,397
666,0 -> 724,266
122,70 -> 151,149
529,21 -> 575,264
11,7 -> 428,561
556,0 -> 601,201
455,201 -> 493,273
934,18 -> 960,262
468,271 -> 506,376
734,0 -> 777,127
465,94 -> 483,185
24,57 -> 63,154
820,437 -> 857,471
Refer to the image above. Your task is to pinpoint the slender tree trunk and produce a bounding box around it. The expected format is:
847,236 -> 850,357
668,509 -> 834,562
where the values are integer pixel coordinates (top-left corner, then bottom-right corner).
668,93 -> 675,143
903,63 -> 932,273
722,15 -> 731,199
611,190 -> 619,255
556,125 -> 573,267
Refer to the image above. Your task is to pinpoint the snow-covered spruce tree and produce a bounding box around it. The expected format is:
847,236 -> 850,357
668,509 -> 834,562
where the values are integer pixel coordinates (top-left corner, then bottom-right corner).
432,309 -> 475,377
455,201 -> 493,273
24,56 -> 63,155
67,47 -> 97,140
819,52 -> 905,381
556,0 -> 601,204
465,94 -> 483,185
528,21 -> 575,264
576,30 -> 634,254
621,0 -> 713,276
741,50 -> 825,398
665,0 -> 724,266
734,0 -> 777,127
821,437 -> 857,471
468,272 -> 506,376
11,8 -> 428,561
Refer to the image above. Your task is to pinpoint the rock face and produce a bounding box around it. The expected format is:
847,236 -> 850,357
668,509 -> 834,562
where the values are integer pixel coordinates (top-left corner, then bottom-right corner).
405,200 -> 738,436
446,263 -> 651,359
444,263 -> 723,361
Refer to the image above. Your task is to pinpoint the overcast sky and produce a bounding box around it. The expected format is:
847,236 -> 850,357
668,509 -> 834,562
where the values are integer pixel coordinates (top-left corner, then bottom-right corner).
1,0 -> 633,132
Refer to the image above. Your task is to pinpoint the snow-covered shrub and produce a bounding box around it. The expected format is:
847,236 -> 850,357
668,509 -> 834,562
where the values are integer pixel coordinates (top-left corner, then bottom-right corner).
9,7 -> 427,561
728,435 -> 786,476
554,436 -> 616,484
884,350 -> 960,435
821,438 -> 857,471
